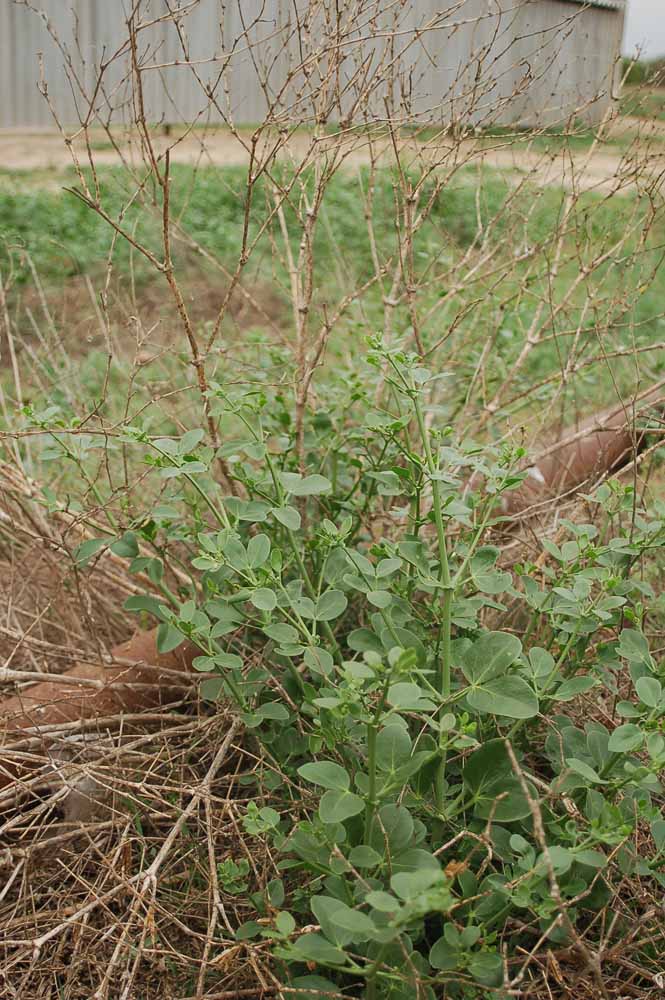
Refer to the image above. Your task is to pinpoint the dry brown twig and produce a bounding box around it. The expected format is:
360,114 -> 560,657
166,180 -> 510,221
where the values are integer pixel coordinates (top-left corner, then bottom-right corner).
505,740 -> 610,999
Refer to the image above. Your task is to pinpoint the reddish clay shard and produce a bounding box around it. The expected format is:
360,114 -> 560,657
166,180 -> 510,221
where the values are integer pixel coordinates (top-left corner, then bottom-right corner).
0,628 -> 199,790
500,386 -> 664,516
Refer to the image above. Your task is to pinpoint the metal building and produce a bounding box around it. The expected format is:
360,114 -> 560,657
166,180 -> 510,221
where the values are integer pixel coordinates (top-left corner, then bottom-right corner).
0,0 -> 626,129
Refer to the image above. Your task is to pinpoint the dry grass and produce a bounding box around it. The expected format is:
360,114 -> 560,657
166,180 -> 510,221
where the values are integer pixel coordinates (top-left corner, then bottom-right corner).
0,462 -> 280,1000
1,447 -> 665,999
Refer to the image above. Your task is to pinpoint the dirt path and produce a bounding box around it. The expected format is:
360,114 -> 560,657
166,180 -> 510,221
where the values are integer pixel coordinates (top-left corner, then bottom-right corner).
1,120 -> 664,193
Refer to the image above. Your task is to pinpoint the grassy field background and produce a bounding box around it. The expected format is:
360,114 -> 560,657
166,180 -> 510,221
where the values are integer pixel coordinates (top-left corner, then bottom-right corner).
2,152 -> 664,441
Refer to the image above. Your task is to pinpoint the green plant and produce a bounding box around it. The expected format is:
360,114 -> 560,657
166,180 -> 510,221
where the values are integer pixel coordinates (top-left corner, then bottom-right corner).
217,857 -> 251,896
621,57 -> 665,87
4,3 -> 665,996
58,336 -> 664,997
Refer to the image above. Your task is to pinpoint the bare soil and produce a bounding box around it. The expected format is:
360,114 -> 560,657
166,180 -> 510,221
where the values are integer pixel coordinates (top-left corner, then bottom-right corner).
4,270 -> 287,370
1,118 -> 664,194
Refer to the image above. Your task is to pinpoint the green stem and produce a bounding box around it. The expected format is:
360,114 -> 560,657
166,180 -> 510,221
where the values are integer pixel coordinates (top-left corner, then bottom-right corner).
188,633 -> 247,708
286,528 -> 342,664
507,627 -> 579,743
598,751 -> 623,780
364,943 -> 389,1000
452,493 -> 503,588
259,439 -> 343,664
412,388 -> 453,813
364,723 -> 378,841
151,442 -> 231,530
155,579 -> 181,608
52,432 -> 119,532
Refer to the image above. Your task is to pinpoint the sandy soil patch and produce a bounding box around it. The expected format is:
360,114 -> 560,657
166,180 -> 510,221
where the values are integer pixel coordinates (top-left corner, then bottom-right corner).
1,122 -> 664,195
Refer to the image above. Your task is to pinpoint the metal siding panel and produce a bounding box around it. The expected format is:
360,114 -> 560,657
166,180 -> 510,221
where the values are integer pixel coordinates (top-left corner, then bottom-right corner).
1,0 -> 625,129
222,0 -> 269,124
512,0 -> 623,126
0,2 -> 16,126
560,0 -> 623,8
159,0 -> 227,124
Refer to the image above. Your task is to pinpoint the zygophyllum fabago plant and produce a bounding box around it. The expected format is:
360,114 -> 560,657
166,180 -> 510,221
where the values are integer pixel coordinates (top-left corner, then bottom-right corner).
50,335 -> 665,998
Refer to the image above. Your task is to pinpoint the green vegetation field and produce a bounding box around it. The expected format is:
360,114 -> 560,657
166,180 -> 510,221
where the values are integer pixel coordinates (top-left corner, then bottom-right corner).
2,159 -> 664,434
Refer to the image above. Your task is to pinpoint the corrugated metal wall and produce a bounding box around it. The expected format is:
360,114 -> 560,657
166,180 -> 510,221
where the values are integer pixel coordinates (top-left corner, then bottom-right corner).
0,0 -> 624,129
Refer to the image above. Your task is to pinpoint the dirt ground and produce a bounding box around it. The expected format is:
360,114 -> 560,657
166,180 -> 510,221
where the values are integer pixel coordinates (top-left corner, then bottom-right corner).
3,270 -> 287,372
1,115 -> 664,193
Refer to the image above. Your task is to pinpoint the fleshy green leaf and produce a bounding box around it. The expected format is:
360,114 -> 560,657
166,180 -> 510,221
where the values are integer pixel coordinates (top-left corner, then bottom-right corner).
368,805 -> 414,854
469,952 -> 503,987
387,682 -> 436,711
552,675 -> 599,701
367,590 -> 392,608
327,903 -> 376,938
316,590 -> 347,621
303,646 -> 334,676
618,629 -> 651,665
429,935 -> 460,971
636,676 -> 662,708
467,676 -> 538,719
651,819 -> 665,852
110,531 -> 139,558
253,702 -> 289,721
272,505 -> 301,530
365,890 -> 399,913
390,868 -> 442,901
74,537 -> 108,567
156,623 -> 184,653
193,656 -> 216,672
280,473 -> 332,496
566,758 -> 602,783
347,628 -> 383,654
200,677 -> 225,701
376,558 -> 402,577
247,533 -> 270,568
472,549 -> 512,594
463,740 -> 533,821
235,920 -> 262,940
124,594 -> 166,619
376,724 -> 412,772
298,761 -> 349,791
574,849 -> 608,868
223,537 -> 248,570
349,845 -> 382,868
291,596 -> 317,619
608,723 -> 644,753
275,911 -> 296,936
264,623 -> 300,643
180,428 -> 205,453
289,933 -> 348,965
319,789 -> 364,824
529,647 -> 555,677
250,587 -> 277,611
462,631 -> 523,684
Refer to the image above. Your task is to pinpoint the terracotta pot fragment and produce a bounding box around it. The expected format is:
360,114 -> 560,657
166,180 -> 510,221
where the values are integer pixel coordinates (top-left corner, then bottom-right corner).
500,386 -> 664,516
0,628 -> 199,791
